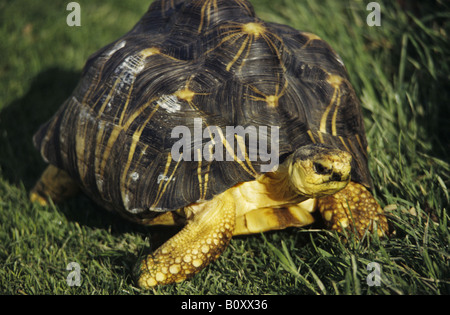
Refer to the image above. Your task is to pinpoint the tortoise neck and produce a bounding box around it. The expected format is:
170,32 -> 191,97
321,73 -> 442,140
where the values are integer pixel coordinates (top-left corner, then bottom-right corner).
257,156 -> 303,202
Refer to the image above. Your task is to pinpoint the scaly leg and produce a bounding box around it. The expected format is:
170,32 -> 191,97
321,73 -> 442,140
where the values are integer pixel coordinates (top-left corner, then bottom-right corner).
138,190 -> 236,288
317,181 -> 388,237
30,165 -> 80,206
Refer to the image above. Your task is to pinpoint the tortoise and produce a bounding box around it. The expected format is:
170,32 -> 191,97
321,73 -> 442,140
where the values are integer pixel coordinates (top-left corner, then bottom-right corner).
30,0 -> 388,288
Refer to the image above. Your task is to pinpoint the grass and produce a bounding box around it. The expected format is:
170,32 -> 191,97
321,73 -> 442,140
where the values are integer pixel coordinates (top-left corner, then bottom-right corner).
0,0 -> 449,295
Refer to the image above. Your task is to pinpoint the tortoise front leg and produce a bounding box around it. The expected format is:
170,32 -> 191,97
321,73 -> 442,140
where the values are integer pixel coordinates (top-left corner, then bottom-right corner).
138,190 -> 236,288
30,165 -> 80,206
317,181 -> 388,237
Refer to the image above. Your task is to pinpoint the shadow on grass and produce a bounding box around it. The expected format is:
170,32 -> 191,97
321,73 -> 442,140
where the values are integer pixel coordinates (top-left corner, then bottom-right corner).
0,67 -> 80,189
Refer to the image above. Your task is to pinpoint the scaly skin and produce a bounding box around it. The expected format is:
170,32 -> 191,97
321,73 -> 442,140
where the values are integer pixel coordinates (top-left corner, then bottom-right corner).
29,165 -> 79,206
138,190 -> 236,287
317,181 -> 388,237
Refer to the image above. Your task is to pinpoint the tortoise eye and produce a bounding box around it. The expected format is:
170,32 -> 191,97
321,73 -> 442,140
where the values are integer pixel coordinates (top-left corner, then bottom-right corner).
313,162 -> 332,175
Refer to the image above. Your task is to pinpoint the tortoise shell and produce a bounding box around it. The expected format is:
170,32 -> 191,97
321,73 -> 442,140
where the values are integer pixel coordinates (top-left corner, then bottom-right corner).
34,0 -> 371,223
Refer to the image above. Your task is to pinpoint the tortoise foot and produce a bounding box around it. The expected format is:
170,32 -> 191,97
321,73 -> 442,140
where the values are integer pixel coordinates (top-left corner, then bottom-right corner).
317,181 -> 388,237
138,191 -> 236,288
30,165 -> 80,206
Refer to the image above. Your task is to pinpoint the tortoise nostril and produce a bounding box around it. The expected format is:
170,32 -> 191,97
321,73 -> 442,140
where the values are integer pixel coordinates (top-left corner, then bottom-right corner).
330,172 -> 342,182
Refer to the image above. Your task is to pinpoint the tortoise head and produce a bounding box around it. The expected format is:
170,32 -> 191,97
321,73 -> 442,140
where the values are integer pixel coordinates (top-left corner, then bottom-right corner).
288,144 -> 351,198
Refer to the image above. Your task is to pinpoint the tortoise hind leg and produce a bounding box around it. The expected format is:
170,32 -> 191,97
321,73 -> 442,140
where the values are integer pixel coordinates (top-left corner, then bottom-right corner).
138,190 -> 236,288
30,165 -> 80,206
317,181 -> 388,237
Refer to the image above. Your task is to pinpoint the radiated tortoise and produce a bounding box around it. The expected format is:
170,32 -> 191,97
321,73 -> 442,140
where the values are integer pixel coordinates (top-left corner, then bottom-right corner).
30,0 -> 388,288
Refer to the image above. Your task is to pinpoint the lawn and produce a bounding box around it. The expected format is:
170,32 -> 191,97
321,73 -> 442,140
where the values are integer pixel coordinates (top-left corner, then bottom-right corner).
0,0 -> 449,295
